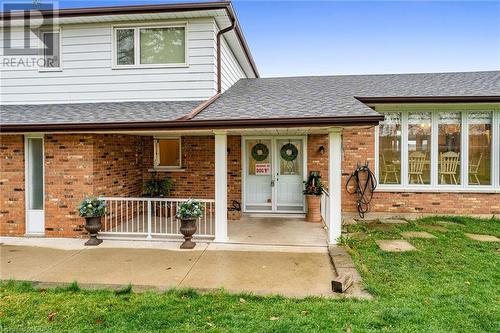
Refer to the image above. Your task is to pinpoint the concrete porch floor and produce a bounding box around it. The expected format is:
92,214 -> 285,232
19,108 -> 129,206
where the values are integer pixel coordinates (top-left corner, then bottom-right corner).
0,240 -> 336,298
228,215 -> 328,246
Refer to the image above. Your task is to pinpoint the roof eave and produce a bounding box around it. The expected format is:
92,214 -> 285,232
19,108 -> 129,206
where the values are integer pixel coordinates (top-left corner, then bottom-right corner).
0,115 -> 384,133
356,96 -> 500,104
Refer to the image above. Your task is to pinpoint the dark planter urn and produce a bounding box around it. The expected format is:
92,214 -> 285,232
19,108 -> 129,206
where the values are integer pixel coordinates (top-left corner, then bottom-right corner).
84,216 -> 103,246
179,218 -> 197,249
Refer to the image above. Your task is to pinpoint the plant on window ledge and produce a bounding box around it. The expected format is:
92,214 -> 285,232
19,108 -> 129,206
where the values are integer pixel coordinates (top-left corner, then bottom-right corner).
77,196 -> 106,246
176,199 -> 204,249
303,172 -> 324,223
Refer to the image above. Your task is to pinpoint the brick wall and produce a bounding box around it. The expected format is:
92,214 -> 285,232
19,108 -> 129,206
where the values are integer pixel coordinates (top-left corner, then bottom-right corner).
142,136 -> 216,199
340,128 -> 500,215
307,134 -> 329,187
0,135 -> 25,236
44,134 -> 94,237
1,131 -> 499,238
93,134 -> 144,197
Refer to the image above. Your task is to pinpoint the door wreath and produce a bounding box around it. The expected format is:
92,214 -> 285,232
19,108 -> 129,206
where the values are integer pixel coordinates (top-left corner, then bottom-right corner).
280,143 -> 298,161
251,143 -> 269,161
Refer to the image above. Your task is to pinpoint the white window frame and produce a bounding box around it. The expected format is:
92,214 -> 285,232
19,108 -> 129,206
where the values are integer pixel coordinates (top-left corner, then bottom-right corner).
153,137 -> 182,170
112,22 -> 188,69
375,108 -> 500,193
38,27 -> 62,72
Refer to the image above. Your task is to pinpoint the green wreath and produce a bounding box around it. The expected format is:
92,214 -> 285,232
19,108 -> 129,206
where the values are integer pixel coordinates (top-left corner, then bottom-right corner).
280,143 -> 298,161
251,143 -> 269,161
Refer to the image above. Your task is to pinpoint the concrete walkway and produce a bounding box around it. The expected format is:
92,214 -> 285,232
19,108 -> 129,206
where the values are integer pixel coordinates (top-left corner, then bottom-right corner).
0,237 -> 336,298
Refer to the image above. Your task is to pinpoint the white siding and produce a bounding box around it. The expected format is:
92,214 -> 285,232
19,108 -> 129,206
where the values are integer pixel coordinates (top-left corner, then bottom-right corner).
0,18 -> 218,104
219,35 -> 246,92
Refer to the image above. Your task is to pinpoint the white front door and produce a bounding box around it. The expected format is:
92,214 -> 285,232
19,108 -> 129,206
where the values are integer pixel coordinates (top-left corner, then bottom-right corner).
25,136 -> 45,234
243,137 -> 305,213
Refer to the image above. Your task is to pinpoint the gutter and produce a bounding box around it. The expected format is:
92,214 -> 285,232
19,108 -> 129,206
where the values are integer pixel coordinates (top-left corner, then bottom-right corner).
179,12 -> 236,121
0,115 -> 385,133
356,96 -> 500,104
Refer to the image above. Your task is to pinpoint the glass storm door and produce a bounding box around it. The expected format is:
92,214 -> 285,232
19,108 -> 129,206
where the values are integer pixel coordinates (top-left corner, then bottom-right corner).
244,137 -> 305,213
26,137 -> 45,234
275,138 -> 304,212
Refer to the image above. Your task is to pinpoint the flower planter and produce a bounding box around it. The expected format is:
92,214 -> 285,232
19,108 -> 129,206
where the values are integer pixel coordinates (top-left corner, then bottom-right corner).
84,216 -> 103,246
179,218 -> 197,249
228,210 -> 241,221
305,195 -> 322,223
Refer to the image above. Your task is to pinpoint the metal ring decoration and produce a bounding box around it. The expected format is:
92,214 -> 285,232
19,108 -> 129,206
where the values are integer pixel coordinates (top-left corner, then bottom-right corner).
251,143 -> 269,161
280,143 -> 298,161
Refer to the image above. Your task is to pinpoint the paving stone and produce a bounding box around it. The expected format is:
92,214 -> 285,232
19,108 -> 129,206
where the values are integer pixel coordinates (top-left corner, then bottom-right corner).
421,225 -> 449,233
366,223 -> 394,232
401,231 -> 437,239
436,221 -> 463,227
376,240 -> 416,252
464,233 -> 500,242
380,219 -> 408,224
344,232 -> 368,240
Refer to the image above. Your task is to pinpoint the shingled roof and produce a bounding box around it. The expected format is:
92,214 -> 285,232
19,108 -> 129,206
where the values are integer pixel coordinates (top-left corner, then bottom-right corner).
193,71 -> 500,120
0,101 -> 199,125
1,71 -> 499,131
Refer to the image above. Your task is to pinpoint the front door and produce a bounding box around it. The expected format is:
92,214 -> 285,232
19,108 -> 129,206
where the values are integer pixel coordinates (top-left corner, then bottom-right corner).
243,137 -> 305,213
25,136 -> 45,234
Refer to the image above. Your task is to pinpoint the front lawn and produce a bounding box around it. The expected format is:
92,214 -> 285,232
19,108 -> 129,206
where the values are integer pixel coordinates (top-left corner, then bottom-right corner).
1,216 -> 499,332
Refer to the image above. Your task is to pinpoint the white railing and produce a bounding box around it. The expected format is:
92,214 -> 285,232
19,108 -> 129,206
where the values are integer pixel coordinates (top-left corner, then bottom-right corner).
99,197 -> 215,239
320,189 -> 330,230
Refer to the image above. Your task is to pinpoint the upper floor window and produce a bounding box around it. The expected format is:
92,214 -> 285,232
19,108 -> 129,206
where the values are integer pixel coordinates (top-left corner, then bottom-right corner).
39,30 -> 61,70
377,109 -> 500,191
114,24 -> 187,68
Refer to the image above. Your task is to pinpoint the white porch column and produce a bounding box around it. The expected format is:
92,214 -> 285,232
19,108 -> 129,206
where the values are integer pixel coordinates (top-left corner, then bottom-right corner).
328,128 -> 342,244
214,131 -> 228,242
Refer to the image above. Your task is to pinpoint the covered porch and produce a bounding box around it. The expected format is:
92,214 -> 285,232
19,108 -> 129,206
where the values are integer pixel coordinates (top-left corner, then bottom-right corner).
97,127 -> 343,246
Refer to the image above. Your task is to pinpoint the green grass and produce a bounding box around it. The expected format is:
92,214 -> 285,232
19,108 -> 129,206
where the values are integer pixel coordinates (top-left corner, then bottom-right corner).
1,216 -> 499,332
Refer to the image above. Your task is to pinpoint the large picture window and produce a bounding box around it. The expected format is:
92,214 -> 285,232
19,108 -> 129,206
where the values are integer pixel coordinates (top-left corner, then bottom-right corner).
377,109 -> 499,191
114,24 -> 187,67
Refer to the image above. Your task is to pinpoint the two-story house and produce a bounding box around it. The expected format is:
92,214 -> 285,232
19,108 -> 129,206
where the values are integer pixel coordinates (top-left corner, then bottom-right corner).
1,1 -> 499,246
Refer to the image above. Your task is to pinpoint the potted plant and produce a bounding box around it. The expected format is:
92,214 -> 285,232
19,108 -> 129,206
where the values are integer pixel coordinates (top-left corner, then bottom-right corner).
176,199 -> 204,249
143,173 -> 173,217
77,196 -> 106,246
303,171 -> 324,223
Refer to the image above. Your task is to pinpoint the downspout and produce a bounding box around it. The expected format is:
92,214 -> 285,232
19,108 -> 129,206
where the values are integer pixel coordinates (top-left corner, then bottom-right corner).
179,15 -> 236,121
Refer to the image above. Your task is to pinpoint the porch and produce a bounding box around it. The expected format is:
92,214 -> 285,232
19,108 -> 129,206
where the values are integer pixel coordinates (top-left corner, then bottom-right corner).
99,196 -> 330,247
95,127 -> 343,245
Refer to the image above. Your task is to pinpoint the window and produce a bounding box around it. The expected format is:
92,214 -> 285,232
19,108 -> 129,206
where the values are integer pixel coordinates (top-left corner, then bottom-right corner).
376,109 -> 500,191
438,112 -> 461,185
468,112 -> 492,185
116,29 -> 135,65
114,25 -> 186,67
408,112 -> 431,184
378,112 -> 402,185
40,30 -> 61,70
154,138 -> 181,168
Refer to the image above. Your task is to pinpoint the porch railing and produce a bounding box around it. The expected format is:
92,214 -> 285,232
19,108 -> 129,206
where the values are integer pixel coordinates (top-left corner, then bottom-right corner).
99,197 -> 215,239
320,190 -> 330,230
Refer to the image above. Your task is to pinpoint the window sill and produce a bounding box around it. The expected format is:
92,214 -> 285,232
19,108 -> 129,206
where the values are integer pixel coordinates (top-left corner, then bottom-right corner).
38,68 -> 63,72
149,168 -> 186,173
376,186 -> 500,194
112,63 -> 189,70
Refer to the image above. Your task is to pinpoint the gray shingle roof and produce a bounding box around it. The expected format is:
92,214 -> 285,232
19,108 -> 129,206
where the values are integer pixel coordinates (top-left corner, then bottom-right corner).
194,71 -> 500,120
0,101 -> 199,125
1,71 -> 499,127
